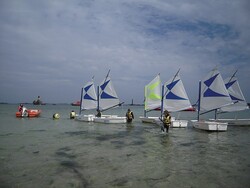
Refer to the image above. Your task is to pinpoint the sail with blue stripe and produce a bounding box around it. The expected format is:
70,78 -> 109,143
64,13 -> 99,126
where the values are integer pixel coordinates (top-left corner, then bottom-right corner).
81,80 -> 97,110
163,73 -> 192,112
99,76 -> 120,110
200,69 -> 232,112
220,75 -> 249,112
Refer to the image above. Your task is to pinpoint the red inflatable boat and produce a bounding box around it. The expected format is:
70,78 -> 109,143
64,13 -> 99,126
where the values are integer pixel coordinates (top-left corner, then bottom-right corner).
16,109 -> 41,118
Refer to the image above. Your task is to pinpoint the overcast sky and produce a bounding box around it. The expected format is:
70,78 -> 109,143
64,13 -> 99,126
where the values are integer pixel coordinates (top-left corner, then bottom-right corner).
0,0 -> 250,104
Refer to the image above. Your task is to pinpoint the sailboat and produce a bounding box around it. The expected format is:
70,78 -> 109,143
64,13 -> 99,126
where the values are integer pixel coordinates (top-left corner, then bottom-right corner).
161,70 -> 193,127
93,70 -> 126,124
139,74 -> 162,123
76,78 -> 97,122
191,68 -> 232,131
211,71 -> 250,125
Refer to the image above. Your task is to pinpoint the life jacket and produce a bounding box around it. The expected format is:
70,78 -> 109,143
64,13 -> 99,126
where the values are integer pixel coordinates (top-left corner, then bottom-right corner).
70,111 -> 76,119
127,111 -> 133,119
163,115 -> 171,125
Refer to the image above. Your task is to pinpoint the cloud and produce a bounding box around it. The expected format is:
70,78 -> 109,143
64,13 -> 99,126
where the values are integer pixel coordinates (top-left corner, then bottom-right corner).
0,0 -> 250,104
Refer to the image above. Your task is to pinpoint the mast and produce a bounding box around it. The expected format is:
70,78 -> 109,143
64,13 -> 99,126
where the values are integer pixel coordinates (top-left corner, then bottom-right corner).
197,81 -> 201,121
97,86 -> 100,111
79,87 -> 84,115
160,84 -> 165,119
214,109 -> 217,120
144,87 -> 146,117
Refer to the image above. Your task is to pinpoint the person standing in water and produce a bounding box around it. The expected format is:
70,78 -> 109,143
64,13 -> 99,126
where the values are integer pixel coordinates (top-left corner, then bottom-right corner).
162,110 -> 171,133
126,109 -> 134,123
70,110 -> 76,119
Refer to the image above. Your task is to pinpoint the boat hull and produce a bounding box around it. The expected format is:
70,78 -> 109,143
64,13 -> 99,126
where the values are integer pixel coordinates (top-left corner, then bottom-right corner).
155,119 -> 187,128
191,120 -> 227,131
172,120 -> 188,128
71,101 -> 81,106
139,116 -> 159,123
209,119 -> 250,126
76,114 -> 95,122
16,109 -> 41,118
94,116 -> 126,124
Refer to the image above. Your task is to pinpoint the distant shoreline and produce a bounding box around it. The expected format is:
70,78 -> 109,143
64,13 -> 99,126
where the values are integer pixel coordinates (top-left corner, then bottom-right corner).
1,102 -> 249,108
0,102 -> 144,106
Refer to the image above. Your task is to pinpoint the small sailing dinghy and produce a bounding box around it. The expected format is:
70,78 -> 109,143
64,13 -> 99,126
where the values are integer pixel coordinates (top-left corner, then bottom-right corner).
210,71 -> 250,125
93,70 -> 126,124
191,68 -> 232,131
76,78 -> 97,122
156,70 -> 192,128
139,74 -> 162,123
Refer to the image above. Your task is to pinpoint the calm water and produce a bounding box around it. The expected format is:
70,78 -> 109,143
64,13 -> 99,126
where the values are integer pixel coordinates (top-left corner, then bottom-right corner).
0,104 -> 250,188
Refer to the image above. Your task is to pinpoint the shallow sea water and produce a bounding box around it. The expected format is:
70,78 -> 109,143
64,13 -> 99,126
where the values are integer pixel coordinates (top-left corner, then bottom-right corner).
0,104 -> 250,188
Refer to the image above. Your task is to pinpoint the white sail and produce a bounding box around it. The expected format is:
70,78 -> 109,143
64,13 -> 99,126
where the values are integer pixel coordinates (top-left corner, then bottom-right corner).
220,76 -> 249,112
200,69 -> 232,112
81,80 -> 97,110
98,76 -> 120,110
144,74 -> 162,111
163,74 -> 192,112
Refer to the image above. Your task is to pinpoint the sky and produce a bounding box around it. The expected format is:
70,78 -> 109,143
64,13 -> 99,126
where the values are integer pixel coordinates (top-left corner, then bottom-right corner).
0,0 -> 250,104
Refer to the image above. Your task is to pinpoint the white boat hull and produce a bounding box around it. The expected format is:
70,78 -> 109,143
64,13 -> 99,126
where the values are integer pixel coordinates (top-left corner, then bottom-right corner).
209,119 -> 250,126
76,114 -> 95,122
139,116 -> 159,123
172,120 -> 188,128
93,115 -> 126,124
154,118 -> 187,128
191,120 -> 228,131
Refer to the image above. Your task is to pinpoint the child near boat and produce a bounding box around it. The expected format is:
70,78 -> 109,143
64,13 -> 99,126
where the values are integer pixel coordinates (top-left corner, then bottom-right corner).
126,109 -> 134,123
162,110 -> 171,133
